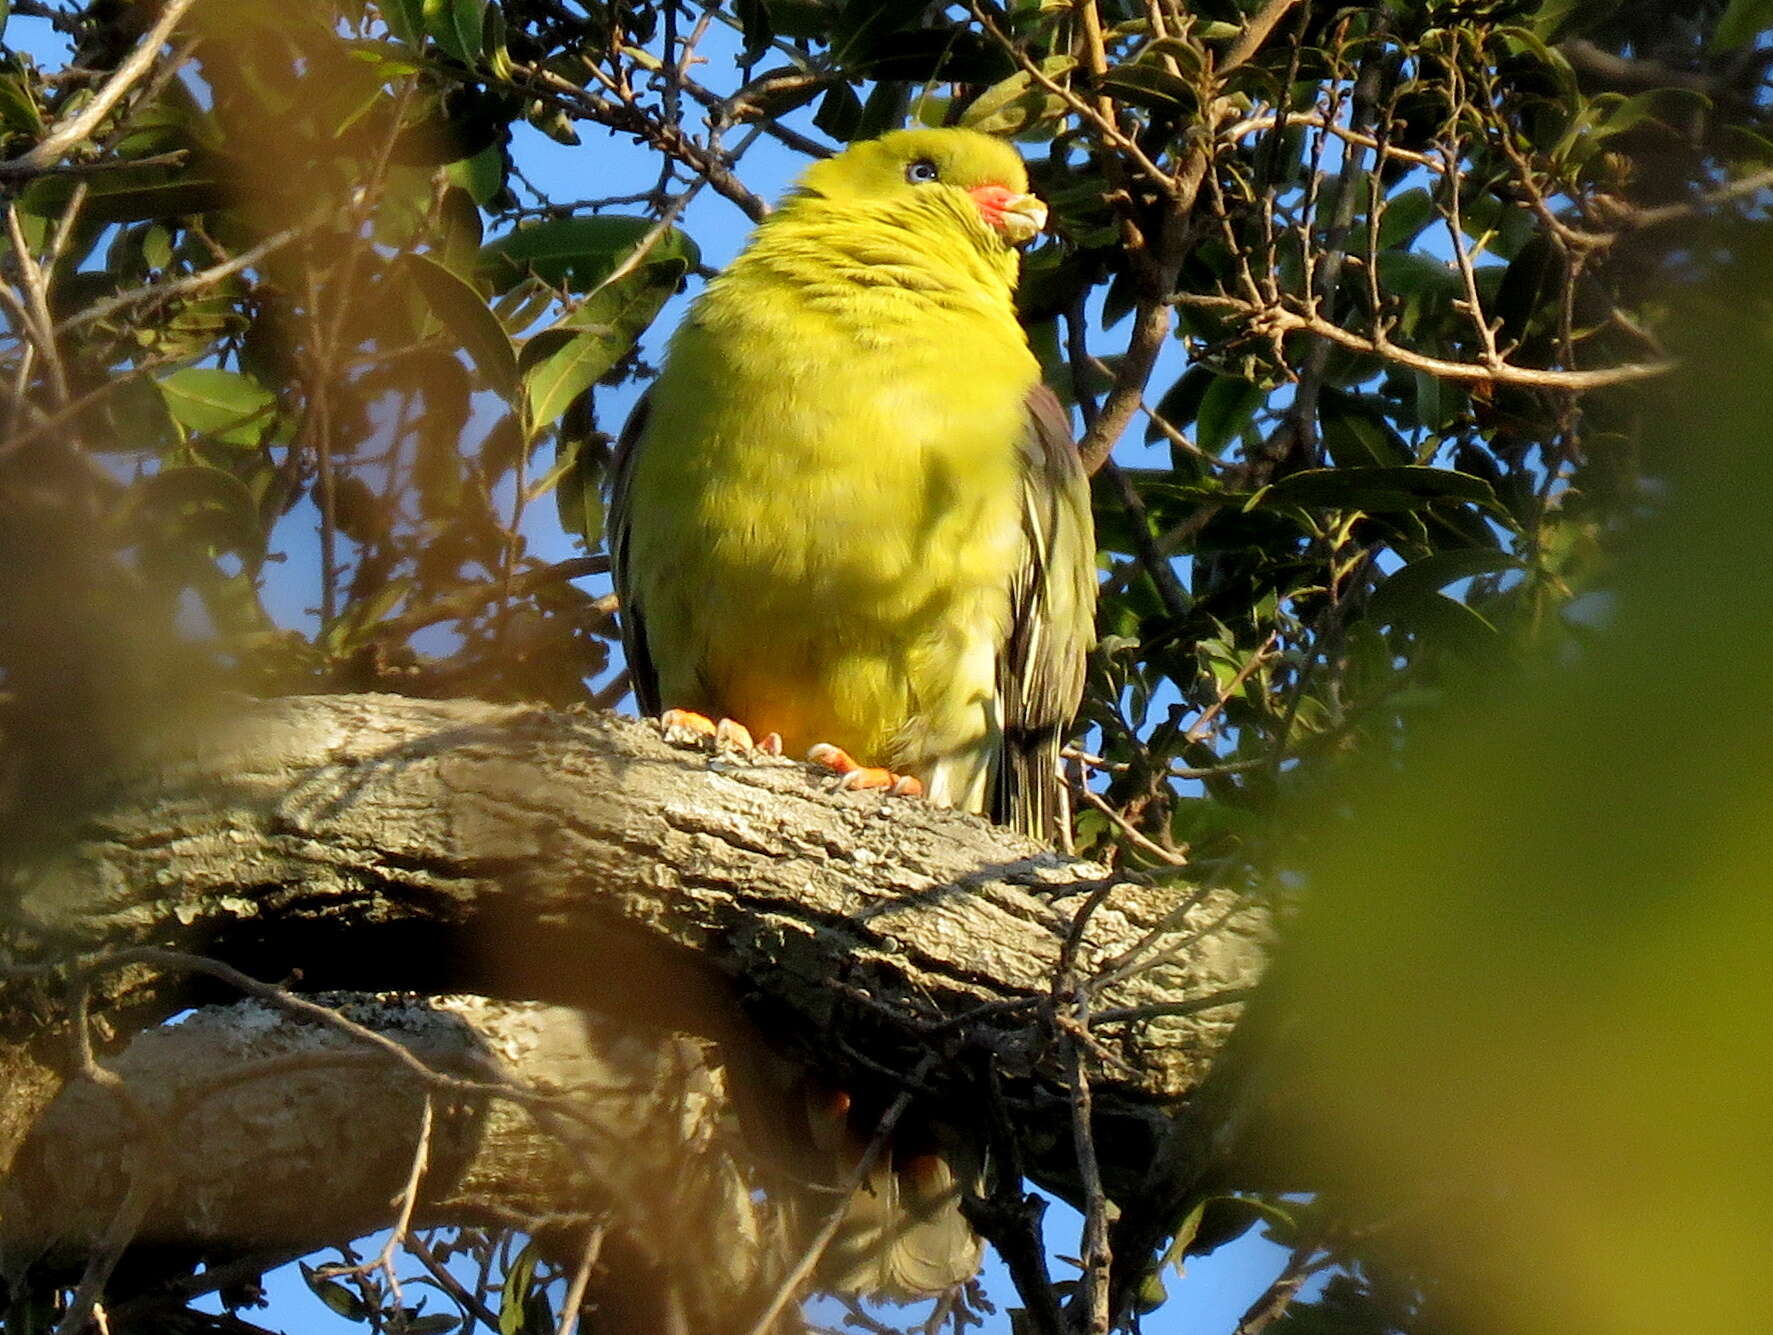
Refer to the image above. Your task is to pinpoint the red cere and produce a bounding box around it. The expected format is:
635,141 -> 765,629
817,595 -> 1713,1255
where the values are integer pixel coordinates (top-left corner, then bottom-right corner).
968,183 -> 1016,224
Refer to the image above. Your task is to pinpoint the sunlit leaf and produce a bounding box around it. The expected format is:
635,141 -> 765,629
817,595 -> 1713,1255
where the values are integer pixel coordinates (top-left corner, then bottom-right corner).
404,253 -> 519,396
156,368 -> 276,447
477,217 -> 699,294
1249,466 -> 1502,515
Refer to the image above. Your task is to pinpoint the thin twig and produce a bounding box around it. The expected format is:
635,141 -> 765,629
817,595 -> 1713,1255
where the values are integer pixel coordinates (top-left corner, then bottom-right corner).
1089,987 -> 1258,1026
6,200 -> 71,406
0,148 -> 188,179
1078,785 -> 1187,867
7,0 -> 200,171
53,227 -> 301,336
1058,991 -> 1111,1335
553,1224 -> 606,1335
1218,0 -> 1302,74
1231,1242 -> 1326,1335
315,1095 -> 436,1316
50,1145 -> 159,1334
1185,632 -> 1278,745
1192,297 -> 1673,389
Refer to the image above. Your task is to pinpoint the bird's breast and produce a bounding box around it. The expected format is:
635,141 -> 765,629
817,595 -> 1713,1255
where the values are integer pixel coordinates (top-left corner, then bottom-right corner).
627,304 -> 1035,764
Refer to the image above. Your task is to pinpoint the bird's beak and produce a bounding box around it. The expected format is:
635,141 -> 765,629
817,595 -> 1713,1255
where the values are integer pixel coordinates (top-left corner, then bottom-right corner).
969,185 -> 1048,245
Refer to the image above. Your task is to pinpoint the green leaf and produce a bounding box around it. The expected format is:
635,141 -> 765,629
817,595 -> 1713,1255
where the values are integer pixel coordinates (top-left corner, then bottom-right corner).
157,368 -> 276,446
833,0 -> 929,59
735,0 -> 771,60
499,1242 -> 540,1335
1249,466 -> 1502,515
132,465 -> 267,561
1532,0 -> 1590,39
0,71 -> 41,136
1139,37 -> 1205,80
1318,388 -> 1411,467
482,2 -> 512,79
521,329 -> 610,427
1150,365 -> 1214,434
406,1317 -> 461,1335
520,245 -> 686,425
381,0 -> 426,44
1196,376 -> 1264,456
299,1263 -> 369,1323
1374,250 -> 1460,302
1493,234 -> 1561,345
477,217 -> 699,294
142,222 -> 173,270
424,0 -> 484,62
960,56 -> 1076,134
445,143 -> 503,207
1383,589 -> 1500,658
21,172 -> 226,224
854,78 -> 908,141
1368,549 -> 1522,627
812,82 -> 864,140
551,430 -> 605,547
1376,187 -> 1435,250
1714,0 -> 1773,50
404,253 -> 519,397
84,375 -> 180,454
1098,62 -> 1198,113
767,0 -> 840,41
1414,370 -> 1466,433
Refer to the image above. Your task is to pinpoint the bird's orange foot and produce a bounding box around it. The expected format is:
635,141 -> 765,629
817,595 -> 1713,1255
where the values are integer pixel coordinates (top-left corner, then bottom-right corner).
806,743 -> 925,798
659,709 -> 783,755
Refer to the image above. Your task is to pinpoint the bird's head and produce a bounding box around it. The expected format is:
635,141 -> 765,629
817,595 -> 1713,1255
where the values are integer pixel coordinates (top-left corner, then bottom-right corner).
791,129 -> 1048,246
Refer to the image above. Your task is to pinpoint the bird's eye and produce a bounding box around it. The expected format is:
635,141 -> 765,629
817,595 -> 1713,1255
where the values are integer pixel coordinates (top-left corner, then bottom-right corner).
905,159 -> 940,184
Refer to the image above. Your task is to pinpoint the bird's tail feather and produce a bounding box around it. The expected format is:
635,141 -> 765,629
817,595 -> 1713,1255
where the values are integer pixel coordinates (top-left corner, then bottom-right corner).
802,1083 -> 985,1300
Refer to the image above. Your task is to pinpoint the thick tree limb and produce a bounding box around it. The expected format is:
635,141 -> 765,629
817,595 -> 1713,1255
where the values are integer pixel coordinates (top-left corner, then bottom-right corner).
0,693 -> 1269,1323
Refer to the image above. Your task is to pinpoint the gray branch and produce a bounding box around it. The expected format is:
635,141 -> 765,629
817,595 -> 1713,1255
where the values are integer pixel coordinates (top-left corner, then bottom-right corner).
0,693 -> 1270,1324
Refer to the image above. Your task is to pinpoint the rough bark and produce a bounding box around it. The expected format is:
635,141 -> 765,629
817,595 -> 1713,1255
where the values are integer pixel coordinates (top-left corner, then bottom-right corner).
0,693 -> 1268,1325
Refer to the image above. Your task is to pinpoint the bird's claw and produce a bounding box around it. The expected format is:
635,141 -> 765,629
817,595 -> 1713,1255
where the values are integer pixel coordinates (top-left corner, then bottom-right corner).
806,743 -> 925,798
660,709 -> 782,756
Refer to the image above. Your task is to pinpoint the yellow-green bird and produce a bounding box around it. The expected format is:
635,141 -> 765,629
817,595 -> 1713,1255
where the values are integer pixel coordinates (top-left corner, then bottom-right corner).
610,127 -> 1096,844
610,129 -> 1096,1296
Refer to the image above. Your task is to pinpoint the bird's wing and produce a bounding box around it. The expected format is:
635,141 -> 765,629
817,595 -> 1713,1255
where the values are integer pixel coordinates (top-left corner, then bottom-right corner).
608,390 -> 662,717
994,382 -> 1097,841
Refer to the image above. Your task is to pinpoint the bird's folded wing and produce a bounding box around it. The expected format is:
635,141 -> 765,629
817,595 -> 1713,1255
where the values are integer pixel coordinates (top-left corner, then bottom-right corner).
608,390 -> 662,717
994,382 -> 1097,841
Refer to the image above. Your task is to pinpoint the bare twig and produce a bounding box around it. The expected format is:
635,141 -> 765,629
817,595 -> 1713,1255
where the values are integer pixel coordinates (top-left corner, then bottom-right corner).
406,1233 -> 503,1334
7,0 -> 200,172
53,227 -> 301,336
1078,785 -> 1188,867
372,556 -> 612,644
553,1223 -> 607,1335
1219,0 -> 1303,75
5,199 -> 72,406
0,148 -> 187,179
51,1170 -> 156,1335
1058,990 -> 1111,1335
1089,987 -> 1258,1027
1231,1242 -> 1327,1335
1197,297 -> 1673,389
314,1095 -> 436,1315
